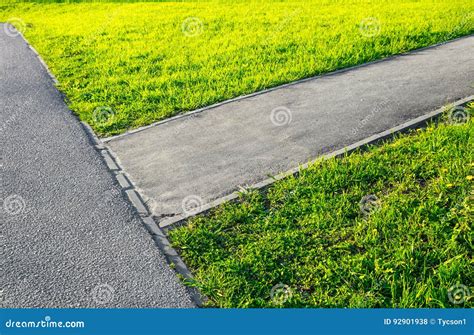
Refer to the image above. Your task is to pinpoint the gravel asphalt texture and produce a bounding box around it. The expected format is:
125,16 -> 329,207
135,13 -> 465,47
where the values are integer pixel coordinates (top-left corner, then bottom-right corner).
0,24 -> 194,308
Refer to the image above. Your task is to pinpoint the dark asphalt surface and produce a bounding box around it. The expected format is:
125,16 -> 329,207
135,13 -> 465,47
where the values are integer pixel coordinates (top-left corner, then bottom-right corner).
0,24 -> 194,307
107,35 -> 474,223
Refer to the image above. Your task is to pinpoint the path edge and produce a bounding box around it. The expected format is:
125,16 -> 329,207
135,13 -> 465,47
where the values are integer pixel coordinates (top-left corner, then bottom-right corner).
100,144 -> 207,307
11,22 -> 472,307
12,23 -> 206,308
157,95 -> 474,231
103,34 -> 474,143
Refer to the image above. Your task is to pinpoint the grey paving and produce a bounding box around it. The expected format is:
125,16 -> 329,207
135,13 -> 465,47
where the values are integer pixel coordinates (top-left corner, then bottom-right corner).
106,36 -> 474,220
0,24 -> 194,307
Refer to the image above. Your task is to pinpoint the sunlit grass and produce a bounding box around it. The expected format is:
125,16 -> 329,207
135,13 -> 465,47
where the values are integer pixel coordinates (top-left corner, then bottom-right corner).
169,104 -> 474,308
0,1 -> 473,136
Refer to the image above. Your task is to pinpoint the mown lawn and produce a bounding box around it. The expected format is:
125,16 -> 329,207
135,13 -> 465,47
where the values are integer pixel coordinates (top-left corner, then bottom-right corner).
1,0 -> 473,135
169,103 -> 474,308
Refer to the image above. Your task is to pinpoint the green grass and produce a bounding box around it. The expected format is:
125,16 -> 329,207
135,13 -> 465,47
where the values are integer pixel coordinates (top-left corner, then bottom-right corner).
169,104 -> 474,308
1,1 -> 473,135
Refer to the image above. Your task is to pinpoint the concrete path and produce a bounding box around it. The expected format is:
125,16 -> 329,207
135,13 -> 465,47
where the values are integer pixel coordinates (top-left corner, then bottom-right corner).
0,24 -> 194,307
106,36 -> 474,223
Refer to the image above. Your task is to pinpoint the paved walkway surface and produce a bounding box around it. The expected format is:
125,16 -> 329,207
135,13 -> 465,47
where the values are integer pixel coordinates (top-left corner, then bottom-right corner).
107,36 -> 474,221
0,24 -> 194,307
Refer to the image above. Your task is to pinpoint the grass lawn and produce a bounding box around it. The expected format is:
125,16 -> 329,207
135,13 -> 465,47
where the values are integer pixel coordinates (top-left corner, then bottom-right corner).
169,103 -> 474,308
0,1 -> 473,135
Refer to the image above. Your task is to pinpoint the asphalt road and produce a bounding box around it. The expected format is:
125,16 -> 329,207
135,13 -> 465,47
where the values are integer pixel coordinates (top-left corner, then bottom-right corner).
0,24 -> 194,307
106,35 -> 474,222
